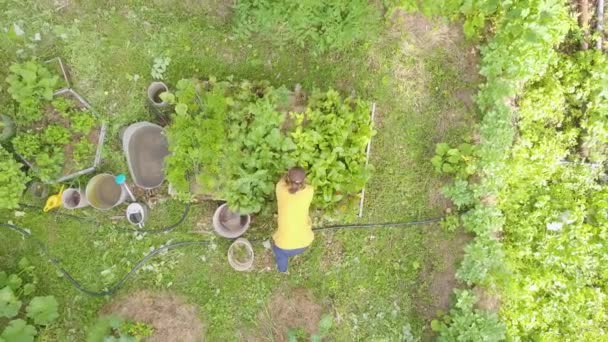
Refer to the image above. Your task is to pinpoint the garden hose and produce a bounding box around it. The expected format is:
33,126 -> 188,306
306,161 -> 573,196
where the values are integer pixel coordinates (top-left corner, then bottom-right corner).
312,218 -> 442,231
1,221 -> 208,297
3,203 -> 442,296
19,202 -> 192,234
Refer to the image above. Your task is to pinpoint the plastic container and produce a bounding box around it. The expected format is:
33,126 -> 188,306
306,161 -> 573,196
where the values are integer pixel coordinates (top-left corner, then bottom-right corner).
147,81 -> 169,107
85,173 -> 126,210
228,238 -> 254,271
61,188 -> 89,209
126,202 -> 148,226
212,203 -> 251,238
121,122 -> 169,189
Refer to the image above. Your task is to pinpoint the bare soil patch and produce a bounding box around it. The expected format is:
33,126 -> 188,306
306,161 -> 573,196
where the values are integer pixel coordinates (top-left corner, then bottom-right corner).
428,178 -> 454,214
101,290 -> 205,342
390,12 -> 463,53
252,246 -> 275,272
253,288 -> 325,341
319,235 -> 345,272
473,286 -> 501,313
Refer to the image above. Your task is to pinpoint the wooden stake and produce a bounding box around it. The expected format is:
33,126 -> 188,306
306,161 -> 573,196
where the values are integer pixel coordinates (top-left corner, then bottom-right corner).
358,102 -> 377,218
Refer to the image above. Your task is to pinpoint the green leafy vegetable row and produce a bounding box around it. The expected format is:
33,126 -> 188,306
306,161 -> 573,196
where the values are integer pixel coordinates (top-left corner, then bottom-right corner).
426,0 -> 578,340
5,60 -> 99,183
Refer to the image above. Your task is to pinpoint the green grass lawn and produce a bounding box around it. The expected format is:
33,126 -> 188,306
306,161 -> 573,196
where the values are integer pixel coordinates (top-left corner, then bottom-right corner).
0,2 -> 478,340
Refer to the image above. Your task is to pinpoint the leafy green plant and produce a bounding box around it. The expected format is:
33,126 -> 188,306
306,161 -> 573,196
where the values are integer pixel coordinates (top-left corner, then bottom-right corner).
1,319 -> 37,342
86,315 -> 154,342
456,237 -> 505,287
233,0 -> 382,54
121,321 -> 154,338
164,79 -> 229,200
51,97 -> 72,115
431,142 -> 477,179
12,133 -> 41,159
42,124 -> 70,145
440,214 -> 461,232
0,145 -> 29,209
442,180 -> 475,209
291,89 -> 374,208
73,139 -> 94,169
6,60 -> 58,124
432,290 -> 505,342
33,147 -> 64,183
9,88 -> 98,182
0,259 -> 59,342
163,78 -> 374,214
71,110 -> 96,134
286,314 -> 333,342
225,96 -> 295,214
26,296 -> 59,325
151,56 -> 171,80
434,1 -> 575,339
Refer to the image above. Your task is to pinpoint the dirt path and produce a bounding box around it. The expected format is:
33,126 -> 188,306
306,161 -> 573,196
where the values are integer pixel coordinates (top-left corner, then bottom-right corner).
380,10 -> 481,337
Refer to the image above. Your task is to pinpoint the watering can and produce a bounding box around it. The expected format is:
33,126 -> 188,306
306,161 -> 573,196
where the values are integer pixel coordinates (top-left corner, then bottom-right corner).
43,185 -> 65,212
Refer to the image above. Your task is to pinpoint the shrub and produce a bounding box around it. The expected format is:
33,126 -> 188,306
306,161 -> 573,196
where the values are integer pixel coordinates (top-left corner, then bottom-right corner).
433,289 -> 505,342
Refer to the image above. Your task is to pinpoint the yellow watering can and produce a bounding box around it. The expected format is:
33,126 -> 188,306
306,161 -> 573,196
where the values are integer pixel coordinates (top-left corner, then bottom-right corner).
43,185 -> 65,212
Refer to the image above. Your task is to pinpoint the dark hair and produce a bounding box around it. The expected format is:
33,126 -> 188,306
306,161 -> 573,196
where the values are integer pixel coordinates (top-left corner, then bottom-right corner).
287,167 -> 306,193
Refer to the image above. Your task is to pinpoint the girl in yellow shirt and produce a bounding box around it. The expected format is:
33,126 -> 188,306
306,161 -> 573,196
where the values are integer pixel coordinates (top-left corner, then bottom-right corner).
272,167 -> 314,272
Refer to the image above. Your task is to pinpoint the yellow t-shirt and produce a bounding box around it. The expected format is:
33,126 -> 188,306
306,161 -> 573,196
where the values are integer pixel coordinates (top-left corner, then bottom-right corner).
272,179 -> 314,250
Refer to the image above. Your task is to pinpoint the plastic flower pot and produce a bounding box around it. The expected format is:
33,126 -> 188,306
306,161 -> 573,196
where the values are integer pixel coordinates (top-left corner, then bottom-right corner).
61,188 -> 89,209
147,81 -> 171,121
212,203 -> 251,238
85,173 -> 127,210
0,114 -> 14,142
228,238 -> 254,271
147,81 -> 169,106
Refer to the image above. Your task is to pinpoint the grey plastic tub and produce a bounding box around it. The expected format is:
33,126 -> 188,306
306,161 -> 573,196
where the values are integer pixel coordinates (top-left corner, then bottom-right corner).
122,121 -> 170,189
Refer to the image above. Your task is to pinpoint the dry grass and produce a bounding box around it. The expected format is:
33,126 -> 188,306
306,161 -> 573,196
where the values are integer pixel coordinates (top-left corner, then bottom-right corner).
253,288 -> 325,341
102,290 -> 205,342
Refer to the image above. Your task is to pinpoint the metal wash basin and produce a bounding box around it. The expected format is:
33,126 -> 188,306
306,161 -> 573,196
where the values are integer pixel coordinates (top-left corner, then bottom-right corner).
122,122 -> 169,189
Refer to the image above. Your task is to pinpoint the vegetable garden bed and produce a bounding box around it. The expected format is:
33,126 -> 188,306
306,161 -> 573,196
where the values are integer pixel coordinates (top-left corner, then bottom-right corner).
162,77 -> 375,214
6,60 -> 105,183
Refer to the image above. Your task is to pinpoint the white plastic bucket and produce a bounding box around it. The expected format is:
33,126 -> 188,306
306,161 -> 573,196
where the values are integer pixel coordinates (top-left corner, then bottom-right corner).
212,203 -> 251,238
61,188 -> 89,209
228,238 -> 254,272
85,173 -> 126,210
